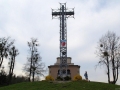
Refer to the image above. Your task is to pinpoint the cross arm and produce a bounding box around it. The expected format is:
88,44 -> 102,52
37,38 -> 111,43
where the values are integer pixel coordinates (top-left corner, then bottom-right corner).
52,12 -> 74,16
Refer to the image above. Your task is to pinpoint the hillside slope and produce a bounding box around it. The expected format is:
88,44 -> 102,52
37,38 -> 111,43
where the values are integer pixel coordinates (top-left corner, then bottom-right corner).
0,81 -> 120,90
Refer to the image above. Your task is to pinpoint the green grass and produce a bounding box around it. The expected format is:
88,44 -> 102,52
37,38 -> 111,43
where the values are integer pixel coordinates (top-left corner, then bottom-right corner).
0,80 -> 120,90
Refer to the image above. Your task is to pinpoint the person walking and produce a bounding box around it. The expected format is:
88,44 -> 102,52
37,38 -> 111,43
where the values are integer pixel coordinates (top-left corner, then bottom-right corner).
84,71 -> 88,81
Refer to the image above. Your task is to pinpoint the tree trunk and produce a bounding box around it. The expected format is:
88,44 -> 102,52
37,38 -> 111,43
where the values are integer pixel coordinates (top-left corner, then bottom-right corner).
112,57 -> 116,84
29,65 -> 31,82
32,61 -> 35,82
0,57 -> 4,68
32,71 -> 35,82
11,56 -> 15,75
29,45 -> 34,82
107,56 -> 110,83
115,62 -> 119,83
8,58 -> 13,85
107,66 -> 110,83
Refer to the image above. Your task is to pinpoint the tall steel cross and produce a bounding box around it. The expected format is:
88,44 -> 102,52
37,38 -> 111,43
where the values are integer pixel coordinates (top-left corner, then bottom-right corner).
52,3 -> 74,79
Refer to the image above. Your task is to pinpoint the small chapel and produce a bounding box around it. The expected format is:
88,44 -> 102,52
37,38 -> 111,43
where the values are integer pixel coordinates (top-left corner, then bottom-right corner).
48,57 -> 80,80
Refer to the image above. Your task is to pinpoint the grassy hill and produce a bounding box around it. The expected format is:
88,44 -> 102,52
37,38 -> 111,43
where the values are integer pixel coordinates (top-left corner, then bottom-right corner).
0,80 -> 120,90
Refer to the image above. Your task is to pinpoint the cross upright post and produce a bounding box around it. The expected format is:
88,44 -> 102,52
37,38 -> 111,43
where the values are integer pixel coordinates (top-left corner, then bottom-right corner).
52,3 -> 74,80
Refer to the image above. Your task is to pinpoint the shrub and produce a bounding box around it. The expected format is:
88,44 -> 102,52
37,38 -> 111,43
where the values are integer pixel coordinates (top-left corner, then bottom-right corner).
64,76 -> 71,81
56,76 -> 71,81
56,76 -> 63,81
45,75 -> 54,81
73,74 -> 82,81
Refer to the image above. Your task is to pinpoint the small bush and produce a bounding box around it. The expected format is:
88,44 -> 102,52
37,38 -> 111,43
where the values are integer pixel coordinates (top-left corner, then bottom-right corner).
56,76 -> 71,81
73,74 -> 82,81
45,75 -> 54,81
56,76 -> 63,81
64,76 -> 71,81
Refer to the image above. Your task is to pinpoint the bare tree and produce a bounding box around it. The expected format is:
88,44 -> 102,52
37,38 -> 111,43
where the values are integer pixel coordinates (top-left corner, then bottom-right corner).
0,37 -> 14,68
96,31 -> 120,84
8,46 -> 19,84
0,66 -> 7,85
23,38 -> 45,82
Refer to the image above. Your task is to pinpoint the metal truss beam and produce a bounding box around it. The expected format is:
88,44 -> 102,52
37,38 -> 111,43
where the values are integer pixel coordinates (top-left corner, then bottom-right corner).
52,3 -> 74,80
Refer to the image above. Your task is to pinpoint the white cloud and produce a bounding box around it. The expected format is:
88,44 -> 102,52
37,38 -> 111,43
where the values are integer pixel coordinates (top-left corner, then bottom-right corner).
76,43 -> 97,61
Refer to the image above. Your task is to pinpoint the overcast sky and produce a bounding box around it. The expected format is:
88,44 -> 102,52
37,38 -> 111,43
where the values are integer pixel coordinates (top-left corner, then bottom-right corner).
0,0 -> 120,84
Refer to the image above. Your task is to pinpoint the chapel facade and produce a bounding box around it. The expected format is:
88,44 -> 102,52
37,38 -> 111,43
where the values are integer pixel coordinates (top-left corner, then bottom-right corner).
48,57 -> 80,80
